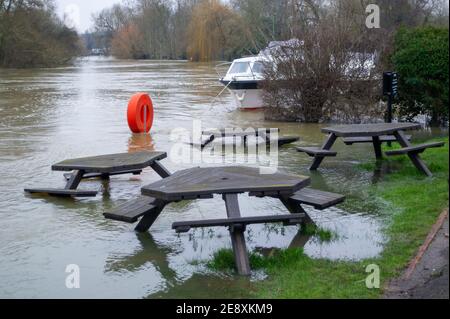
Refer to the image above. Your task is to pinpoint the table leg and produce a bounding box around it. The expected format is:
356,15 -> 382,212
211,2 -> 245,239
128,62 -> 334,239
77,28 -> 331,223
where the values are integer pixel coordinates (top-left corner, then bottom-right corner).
310,133 -> 338,170
223,194 -> 251,276
64,170 -> 84,190
135,202 -> 166,233
394,130 -> 433,177
279,196 -> 314,227
372,136 -> 383,160
150,160 -> 172,178
288,230 -> 312,249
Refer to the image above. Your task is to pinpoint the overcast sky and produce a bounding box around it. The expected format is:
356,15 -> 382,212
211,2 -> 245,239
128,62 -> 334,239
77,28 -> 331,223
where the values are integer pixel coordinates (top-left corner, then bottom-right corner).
56,0 -> 122,32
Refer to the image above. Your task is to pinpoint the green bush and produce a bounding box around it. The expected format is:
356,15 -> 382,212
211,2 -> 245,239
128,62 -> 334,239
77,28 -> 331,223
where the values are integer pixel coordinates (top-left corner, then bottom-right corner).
392,26 -> 449,125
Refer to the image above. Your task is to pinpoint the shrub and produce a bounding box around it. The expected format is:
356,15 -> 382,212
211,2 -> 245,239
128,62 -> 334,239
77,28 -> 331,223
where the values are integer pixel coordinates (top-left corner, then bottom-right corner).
392,26 -> 449,125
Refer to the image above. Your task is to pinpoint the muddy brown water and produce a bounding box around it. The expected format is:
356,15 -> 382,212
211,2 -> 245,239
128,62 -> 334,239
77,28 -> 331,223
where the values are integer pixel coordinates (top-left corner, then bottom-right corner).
0,57 -> 446,298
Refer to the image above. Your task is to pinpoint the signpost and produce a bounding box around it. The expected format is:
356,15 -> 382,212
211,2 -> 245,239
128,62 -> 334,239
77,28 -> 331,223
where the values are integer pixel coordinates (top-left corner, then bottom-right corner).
383,72 -> 398,122
383,72 -> 398,146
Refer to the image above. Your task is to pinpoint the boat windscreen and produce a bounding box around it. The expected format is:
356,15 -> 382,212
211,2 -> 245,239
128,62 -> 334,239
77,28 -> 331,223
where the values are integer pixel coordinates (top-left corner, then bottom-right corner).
252,62 -> 265,74
229,62 -> 249,74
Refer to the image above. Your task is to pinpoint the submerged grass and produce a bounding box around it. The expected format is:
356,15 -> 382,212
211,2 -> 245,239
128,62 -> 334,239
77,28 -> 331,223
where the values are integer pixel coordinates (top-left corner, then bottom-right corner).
301,224 -> 336,242
207,248 -> 306,271
208,137 -> 449,298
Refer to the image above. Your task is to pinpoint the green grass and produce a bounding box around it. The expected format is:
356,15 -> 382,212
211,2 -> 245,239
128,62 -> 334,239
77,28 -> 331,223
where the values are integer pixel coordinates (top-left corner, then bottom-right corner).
207,226 -> 335,272
207,248 -> 306,271
301,224 -> 336,242
208,137 -> 449,298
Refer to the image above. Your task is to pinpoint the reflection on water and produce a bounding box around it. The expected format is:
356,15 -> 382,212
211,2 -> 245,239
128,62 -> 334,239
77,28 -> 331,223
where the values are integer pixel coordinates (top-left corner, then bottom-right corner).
128,134 -> 155,153
0,57 -> 446,298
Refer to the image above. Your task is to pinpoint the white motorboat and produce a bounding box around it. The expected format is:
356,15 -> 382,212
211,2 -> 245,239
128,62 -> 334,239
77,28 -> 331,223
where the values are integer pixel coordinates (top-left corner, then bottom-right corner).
218,39 -> 376,110
217,39 -> 299,110
218,56 -> 267,110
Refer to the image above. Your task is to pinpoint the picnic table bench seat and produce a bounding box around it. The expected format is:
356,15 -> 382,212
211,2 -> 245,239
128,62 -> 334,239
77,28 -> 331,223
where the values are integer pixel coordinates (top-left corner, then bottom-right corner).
63,169 -> 143,180
103,196 -> 159,223
277,136 -> 300,146
289,188 -> 346,210
296,147 -> 337,157
172,214 -> 305,234
385,142 -> 445,156
24,188 -> 98,197
343,135 -> 412,145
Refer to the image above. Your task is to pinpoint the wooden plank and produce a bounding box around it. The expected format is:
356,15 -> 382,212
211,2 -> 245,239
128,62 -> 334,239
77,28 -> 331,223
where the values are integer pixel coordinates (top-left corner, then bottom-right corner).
142,166 -> 310,201
385,142 -> 445,156
278,196 -> 314,226
103,196 -> 158,223
24,188 -> 98,197
172,214 -> 305,233
372,136 -> 383,159
277,136 -> 300,146
134,204 -> 166,233
343,135 -> 411,145
65,170 -> 84,190
64,169 -> 142,180
289,188 -> 345,210
150,160 -> 172,178
194,135 -> 298,148
223,194 -> 251,276
189,135 -> 215,149
393,131 -> 434,177
52,151 -> 167,173
296,147 -> 337,157
322,123 -> 420,137
203,128 -> 280,138
309,133 -> 338,170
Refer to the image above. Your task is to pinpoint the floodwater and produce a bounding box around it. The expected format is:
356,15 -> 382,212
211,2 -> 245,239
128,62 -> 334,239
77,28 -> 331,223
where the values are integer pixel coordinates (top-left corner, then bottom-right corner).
0,57 -> 446,298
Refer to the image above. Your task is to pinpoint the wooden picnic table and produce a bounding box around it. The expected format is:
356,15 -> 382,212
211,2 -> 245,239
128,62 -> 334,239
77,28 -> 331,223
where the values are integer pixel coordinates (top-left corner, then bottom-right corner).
194,128 -> 299,149
297,123 -> 444,176
139,166 -> 311,275
25,151 -> 170,197
104,166 -> 345,275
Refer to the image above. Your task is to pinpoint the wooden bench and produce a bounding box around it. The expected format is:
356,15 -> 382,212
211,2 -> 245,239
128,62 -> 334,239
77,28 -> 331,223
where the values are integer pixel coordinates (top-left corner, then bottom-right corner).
24,188 -> 98,197
278,136 -> 300,146
343,135 -> 411,145
172,214 -> 305,234
103,196 -> 160,223
296,147 -> 337,158
385,142 -> 445,156
172,187 -> 344,234
289,188 -> 346,210
63,169 -> 143,181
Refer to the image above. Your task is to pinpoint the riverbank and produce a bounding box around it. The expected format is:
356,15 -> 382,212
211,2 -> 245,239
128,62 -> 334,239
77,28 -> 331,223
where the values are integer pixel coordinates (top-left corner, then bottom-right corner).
209,136 -> 449,299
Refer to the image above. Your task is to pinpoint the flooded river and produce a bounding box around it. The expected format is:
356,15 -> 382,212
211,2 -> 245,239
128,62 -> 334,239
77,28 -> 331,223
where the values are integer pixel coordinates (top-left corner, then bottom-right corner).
0,57 -> 445,298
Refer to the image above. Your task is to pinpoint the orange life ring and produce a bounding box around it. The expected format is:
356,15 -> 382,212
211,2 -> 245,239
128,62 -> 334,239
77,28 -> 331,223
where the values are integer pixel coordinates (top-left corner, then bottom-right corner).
127,93 -> 154,133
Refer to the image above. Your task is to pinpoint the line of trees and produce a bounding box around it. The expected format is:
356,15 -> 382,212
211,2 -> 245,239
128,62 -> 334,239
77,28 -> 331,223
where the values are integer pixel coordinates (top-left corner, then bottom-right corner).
261,0 -> 449,123
91,0 -> 449,62
0,0 -> 81,68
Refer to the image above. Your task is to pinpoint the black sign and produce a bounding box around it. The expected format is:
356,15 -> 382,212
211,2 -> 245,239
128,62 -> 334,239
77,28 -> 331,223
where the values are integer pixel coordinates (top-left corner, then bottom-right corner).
383,72 -> 398,97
